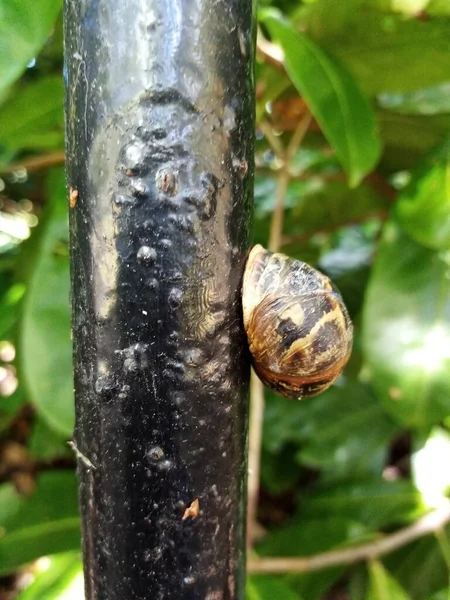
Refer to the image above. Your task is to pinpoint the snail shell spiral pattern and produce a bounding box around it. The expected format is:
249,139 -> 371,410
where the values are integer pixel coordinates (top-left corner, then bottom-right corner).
242,245 -> 353,399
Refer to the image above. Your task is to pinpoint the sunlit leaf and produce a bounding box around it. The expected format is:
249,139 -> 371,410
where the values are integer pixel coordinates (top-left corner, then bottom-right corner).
396,139 -> 450,250
261,11 -> 381,186
17,552 -> 83,600
363,223 -> 450,428
412,427 -> 450,508
366,560 -> 411,600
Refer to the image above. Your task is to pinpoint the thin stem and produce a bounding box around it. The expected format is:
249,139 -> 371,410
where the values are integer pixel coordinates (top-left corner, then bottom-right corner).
256,28 -> 285,71
246,113 -> 311,551
248,503 -> 450,573
0,151 -> 65,175
246,372 -> 265,552
268,114 -> 312,252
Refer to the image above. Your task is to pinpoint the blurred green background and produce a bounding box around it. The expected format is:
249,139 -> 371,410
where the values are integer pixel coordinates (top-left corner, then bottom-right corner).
0,0 -> 449,598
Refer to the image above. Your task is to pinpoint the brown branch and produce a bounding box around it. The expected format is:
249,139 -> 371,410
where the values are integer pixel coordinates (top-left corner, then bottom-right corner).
247,115 -> 311,552
256,29 -> 285,71
248,503 -> 450,573
0,151 -> 65,175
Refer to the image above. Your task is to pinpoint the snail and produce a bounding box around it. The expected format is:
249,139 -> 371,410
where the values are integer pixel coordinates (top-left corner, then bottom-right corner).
242,245 -> 353,399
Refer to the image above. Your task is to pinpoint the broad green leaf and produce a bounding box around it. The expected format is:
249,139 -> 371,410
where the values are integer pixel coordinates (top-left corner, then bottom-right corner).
20,169 -> 73,436
246,575 -> 302,600
0,471 -> 80,575
378,83 -> 450,116
328,13 -> 450,95
17,552 -> 83,600
366,560 -> 411,600
301,480 -> 424,529
0,76 -> 64,152
363,223 -> 450,428
396,139 -> 450,250
263,382 -> 398,481
262,12 -> 381,187
0,0 -> 61,94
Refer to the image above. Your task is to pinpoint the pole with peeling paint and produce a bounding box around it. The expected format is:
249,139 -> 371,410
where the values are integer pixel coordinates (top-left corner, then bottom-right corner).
64,1 -> 255,598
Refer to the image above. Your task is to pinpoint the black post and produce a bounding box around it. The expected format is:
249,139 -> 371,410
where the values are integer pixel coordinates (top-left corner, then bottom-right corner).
64,1 -> 255,598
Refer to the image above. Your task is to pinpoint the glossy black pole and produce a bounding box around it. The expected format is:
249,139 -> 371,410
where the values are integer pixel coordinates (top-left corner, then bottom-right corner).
64,1 -> 255,598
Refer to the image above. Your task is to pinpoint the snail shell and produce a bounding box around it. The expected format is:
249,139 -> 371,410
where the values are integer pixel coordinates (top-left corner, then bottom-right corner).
242,245 -> 353,399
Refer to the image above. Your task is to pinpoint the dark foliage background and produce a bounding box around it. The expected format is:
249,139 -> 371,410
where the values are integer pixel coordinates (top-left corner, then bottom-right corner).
0,1 -> 449,598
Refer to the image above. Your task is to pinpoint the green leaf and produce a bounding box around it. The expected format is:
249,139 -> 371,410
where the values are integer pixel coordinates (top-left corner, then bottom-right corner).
0,471 -> 80,575
17,552 -> 83,600
246,575 -> 302,600
20,169 -> 73,436
263,381 -> 398,481
396,139 -> 450,250
262,11 -> 381,186
301,480 -> 424,529
363,223 -> 450,428
0,76 -> 64,152
0,0 -> 62,94
378,83 -> 450,116
366,560 -> 411,600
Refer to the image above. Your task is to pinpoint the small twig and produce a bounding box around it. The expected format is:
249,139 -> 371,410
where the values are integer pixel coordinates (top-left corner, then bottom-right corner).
258,121 -> 284,157
248,503 -> 450,573
268,114 -> 312,252
247,114 -> 311,551
246,372 -> 266,551
256,28 -> 285,71
0,151 -> 65,175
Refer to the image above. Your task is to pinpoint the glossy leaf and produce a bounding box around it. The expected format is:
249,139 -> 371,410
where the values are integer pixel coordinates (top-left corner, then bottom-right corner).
263,381 -> 398,481
396,139 -> 450,250
363,223 -> 450,428
17,552 -> 83,600
20,169 -> 73,436
0,0 -> 61,94
300,480 -> 424,529
0,471 -> 80,575
262,12 -> 381,186
366,560 -> 411,600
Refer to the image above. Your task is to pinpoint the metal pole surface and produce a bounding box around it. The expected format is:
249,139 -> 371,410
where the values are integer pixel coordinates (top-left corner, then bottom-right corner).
64,1 -> 255,598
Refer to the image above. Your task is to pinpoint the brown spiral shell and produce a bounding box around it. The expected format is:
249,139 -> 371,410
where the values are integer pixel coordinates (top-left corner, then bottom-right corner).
242,245 -> 353,399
